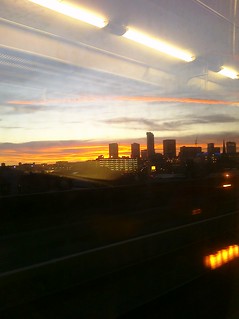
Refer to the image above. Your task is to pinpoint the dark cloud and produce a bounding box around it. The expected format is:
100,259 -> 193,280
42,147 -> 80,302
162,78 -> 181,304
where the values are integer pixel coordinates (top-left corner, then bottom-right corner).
104,117 -> 189,131
161,121 -> 186,130
161,114 -> 238,129
0,126 -> 24,129
104,113 -> 238,132
104,117 -> 140,124
0,140 -> 92,151
177,131 -> 239,146
187,114 -> 238,124
103,117 -> 184,131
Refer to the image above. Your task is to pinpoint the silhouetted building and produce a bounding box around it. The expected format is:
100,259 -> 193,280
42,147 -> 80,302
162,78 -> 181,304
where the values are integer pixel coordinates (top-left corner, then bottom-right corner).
109,143 -> 118,158
141,150 -> 148,160
146,132 -> 155,159
207,143 -> 214,155
226,141 -> 236,154
223,140 -> 226,154
207,143 -> 220,155
163,139 -> 176,159
131,143 -> 140,159
179,146 -> 202,161
99,158 -> 138,172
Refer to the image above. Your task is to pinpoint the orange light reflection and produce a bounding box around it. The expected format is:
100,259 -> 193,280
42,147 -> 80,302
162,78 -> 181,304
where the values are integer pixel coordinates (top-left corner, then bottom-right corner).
204,245 -> 239,270
192,208 -> 202,215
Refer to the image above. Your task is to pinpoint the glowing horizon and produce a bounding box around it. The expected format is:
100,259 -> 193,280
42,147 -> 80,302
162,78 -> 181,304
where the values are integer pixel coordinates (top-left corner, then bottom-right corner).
0,140 -> 214,166
3,97 -> 238,165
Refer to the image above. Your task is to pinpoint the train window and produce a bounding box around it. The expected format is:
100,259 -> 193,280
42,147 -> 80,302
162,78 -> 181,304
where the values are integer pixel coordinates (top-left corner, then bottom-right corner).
1,1 -> 239,318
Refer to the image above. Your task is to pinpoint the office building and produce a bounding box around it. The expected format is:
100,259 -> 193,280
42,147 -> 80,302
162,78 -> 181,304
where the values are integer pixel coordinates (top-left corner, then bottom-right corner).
163,139 -> 176,159
207,143 -> 220,155
131,143 -> 140,159
207,143 -> 214,155
226,141 -> 236,154
146,132 -> 155,159
98,158 -> 138,172
179,146 -> 202,160
214,147 -> 220,154
141,150 -> 148,160
109,143 -> 118,158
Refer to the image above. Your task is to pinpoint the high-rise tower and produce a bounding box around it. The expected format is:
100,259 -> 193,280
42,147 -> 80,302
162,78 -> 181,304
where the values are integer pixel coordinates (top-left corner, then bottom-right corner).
109,143 -> 118,158
223,140 -> 226,154
131,143 -> 140,159
163,139 -> 176,159
226,141 -> 236,153
146,132 -> 155,159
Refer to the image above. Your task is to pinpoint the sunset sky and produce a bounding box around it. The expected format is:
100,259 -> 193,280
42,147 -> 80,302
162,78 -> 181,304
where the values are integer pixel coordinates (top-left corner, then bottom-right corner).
1,0 -> 239,165
1,89 -> 239,164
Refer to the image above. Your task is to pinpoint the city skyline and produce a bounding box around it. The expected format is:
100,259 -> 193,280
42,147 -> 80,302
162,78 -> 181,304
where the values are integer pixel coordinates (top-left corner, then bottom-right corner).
0,133 -> 237,165
2,82 -> 239,165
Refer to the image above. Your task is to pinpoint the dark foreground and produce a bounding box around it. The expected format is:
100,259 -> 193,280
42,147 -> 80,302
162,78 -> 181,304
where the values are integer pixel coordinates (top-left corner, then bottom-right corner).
1,176 -> 239,318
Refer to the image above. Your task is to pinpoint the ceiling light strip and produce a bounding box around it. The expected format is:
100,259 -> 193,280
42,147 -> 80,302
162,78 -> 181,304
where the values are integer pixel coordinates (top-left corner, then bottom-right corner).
29,0 -> 108,28
218,67 -> 238,79
122,28 -> 195,62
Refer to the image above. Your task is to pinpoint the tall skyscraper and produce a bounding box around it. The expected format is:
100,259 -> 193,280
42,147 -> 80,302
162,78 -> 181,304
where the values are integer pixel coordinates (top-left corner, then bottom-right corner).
131,143 -> 140,159
223,140 -> 226,154
163,139 -> 176,159
109,143 -> 118,158
226,141 -> 236,153
146,132 -> 155,159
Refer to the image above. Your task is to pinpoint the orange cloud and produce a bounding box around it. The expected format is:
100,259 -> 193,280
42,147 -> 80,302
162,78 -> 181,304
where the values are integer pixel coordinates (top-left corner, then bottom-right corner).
7,96 -> 239,106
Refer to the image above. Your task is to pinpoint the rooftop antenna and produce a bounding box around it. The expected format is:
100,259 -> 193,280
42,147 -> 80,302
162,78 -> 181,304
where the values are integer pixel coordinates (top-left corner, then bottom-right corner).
195,136 -> 198,147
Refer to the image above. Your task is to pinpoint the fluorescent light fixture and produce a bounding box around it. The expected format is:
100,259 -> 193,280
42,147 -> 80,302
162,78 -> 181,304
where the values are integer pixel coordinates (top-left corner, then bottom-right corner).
29,0 -> 108,28
122,28 -> 195,62
218,67 -> 238,79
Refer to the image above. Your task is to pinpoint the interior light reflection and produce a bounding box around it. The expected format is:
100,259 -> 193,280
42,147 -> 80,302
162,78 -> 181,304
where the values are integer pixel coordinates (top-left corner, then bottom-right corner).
222,184 -> 232,188
192,208 -> 202,215
204,245 -> 239,270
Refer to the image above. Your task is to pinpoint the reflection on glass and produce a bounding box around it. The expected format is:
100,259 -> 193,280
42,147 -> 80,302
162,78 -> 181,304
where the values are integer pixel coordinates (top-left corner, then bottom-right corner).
192,208 -> 202,215
222,184 -> 232,188
204,245 -> 239,270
